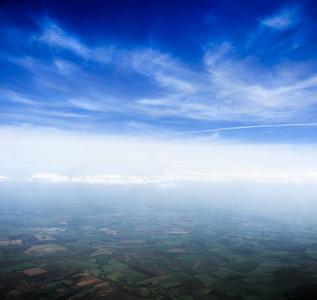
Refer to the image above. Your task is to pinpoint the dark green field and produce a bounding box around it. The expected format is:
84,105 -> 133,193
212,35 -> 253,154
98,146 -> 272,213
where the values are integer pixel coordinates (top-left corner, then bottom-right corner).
1,187 -> 317,299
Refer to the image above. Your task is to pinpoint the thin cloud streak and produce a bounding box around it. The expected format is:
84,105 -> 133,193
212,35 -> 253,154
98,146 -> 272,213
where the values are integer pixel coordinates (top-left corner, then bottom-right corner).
174,123 -> 317,135
36,22 -> 114,63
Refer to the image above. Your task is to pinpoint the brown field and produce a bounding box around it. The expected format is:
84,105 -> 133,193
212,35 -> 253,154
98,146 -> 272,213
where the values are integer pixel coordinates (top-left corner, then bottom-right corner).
93,282 -> 111,288
68,281 -> 121,299
34,235 -> 56,241
22,267 -> 47,276
74,277 -> 102,289
63,270 -> 102,290
62,279 -> 73,285
24,244 -> 65,255
91,248 -> 112,256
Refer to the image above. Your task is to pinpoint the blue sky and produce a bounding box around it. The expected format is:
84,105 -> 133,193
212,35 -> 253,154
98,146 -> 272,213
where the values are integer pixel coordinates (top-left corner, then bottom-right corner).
1,0 -> 317,185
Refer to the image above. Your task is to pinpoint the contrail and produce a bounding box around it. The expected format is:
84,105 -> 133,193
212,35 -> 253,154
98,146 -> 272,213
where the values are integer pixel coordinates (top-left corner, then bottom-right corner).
174,123 -> 317,135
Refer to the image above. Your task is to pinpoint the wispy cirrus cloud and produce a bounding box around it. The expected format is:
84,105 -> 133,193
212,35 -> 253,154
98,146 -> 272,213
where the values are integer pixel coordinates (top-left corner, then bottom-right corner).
131,49 -> 196,94
36,22 -> 114,63
261,7 -> 300,30
133,42 -> 317,123
2,17 -> 317,134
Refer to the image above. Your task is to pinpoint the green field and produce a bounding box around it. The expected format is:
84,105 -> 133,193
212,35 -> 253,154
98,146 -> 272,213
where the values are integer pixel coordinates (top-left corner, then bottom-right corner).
1,199 -> 317,299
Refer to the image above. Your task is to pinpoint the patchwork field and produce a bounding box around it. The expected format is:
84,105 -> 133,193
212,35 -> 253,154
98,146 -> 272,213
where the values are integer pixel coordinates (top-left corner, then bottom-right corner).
1,199 -> 317,299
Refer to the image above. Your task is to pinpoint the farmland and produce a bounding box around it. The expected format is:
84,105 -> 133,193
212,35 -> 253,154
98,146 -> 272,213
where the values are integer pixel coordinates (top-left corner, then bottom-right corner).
1,192 -> 317,299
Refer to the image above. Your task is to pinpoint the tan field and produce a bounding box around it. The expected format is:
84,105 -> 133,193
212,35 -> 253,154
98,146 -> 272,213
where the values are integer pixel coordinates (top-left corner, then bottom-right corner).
22,267 -> 47,276
0,240 -> 22,246
24,244 -> 65,255
74,277 -> 102,289
63,270 -> 102,290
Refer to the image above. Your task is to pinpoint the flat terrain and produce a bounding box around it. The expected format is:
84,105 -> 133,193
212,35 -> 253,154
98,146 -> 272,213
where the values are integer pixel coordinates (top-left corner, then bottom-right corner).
1,197 -> 317,299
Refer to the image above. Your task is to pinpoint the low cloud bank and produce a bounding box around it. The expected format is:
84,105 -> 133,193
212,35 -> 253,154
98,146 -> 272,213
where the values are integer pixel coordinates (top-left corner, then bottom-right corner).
22,171 -> 317,185
1,128 -> 317,186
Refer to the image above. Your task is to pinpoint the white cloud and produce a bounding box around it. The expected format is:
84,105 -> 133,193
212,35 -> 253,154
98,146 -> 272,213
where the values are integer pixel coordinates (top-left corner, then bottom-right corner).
28,173 -> 158,185
7,21 -> 317,126
5,45 -> 317,124
1,127 -> 317,185
262,8 -> 299,30
71,175 -> 154,185
26,172 -> 317,185
125,42 -> 317,123
37,22 -> 113,63
131,49 -> 195,94
29,173 -> 70,183
200,45 -> 317,121
68,99 -> 103,111
2,91 -> 38,105
157,183 -> 176,188
0,176 -> 11,182
203,42 -> 233,68
54,59 -> 79,75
